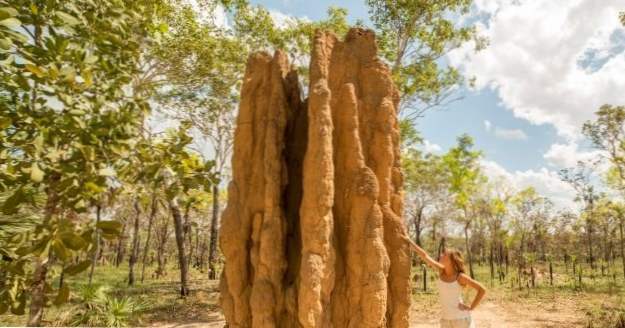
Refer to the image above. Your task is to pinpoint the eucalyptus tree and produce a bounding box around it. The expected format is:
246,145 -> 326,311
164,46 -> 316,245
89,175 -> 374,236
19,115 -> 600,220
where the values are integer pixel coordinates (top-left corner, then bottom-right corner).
483,188 -> 509,281
611,202 -> 625,278
592,199 -> 618,275
560,161 -> 602,270
152,2 -> 242,278
366,0 -> 487,120
402,147 -> 447,247
0,0 -> 162,324
129,125 -> 215,296
442,134 -> 482,278
583,105 -> 625,191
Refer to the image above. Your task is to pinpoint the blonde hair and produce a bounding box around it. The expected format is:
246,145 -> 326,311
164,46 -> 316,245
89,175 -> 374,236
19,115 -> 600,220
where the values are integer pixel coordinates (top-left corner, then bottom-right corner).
443,248 -> 466,275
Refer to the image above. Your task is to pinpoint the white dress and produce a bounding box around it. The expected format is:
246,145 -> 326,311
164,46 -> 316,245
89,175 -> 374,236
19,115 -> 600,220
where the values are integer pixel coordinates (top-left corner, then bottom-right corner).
437,276 -> 475,328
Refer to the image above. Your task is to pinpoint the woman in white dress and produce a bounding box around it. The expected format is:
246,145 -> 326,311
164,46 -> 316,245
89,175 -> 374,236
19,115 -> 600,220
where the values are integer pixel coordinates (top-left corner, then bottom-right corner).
402,235 -> 486,328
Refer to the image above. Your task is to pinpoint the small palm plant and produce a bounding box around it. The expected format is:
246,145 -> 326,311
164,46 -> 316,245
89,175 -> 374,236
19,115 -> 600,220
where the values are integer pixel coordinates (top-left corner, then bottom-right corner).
69,284 -> 146,327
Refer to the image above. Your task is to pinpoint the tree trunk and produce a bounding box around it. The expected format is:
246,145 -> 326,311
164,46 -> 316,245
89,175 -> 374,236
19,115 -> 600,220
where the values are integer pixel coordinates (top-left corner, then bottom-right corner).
587,208 -> 595,269
463,219 -> 475,279
58,267 -> 65,289
620,217 -> 625,279
183,204 -> 193,267
170,197 -> 189,296
432,220 -> 437,246
88,204 -> 102,285
489,244 -> 494,282
549,262 -> 553,286
141,194 -> 158,283
27,173 -> 58,327
155,215 -> 169,278
27,257 -> 49,327
422,265 -> 427,291
194,220 -> 201,267
207,184 -> 219,279
128,200 -> 141,286
413,206 -> 424,246
115,219 -> 127,267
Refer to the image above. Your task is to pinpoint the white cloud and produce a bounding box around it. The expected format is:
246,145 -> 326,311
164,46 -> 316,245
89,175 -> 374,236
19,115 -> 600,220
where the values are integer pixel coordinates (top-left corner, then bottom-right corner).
449,0 -> 625,139
481,159 -> 579,210
493,127 -> 527,140
543,141 -> 602,168
423,140 -> 443,153
483,120 -> 527,140
269,9 -> 297,28
484,120 -> 492,131
269,9 -> 310,29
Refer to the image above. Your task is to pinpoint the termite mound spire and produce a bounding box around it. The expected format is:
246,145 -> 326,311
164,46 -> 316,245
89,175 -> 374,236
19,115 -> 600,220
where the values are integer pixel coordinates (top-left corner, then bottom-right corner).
219,27 -> 410,328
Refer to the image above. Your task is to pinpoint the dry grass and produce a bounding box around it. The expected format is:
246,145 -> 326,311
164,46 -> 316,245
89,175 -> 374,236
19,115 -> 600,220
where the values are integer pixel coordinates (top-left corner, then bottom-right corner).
1,263 -> 624,327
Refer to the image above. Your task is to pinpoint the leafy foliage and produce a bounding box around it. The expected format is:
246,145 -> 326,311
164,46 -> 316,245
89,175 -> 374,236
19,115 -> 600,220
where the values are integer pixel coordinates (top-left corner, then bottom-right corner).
366,0 -> 486,119
0,0 -> 164,321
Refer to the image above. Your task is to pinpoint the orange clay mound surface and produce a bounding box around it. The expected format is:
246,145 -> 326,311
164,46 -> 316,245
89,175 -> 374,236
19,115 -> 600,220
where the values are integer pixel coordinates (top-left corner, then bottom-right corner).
219,28 -> 410,328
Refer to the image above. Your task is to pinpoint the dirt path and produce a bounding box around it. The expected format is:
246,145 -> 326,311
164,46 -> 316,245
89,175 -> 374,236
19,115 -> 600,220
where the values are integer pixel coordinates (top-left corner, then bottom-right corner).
410,298 -> 584,328
410,301 -> 505,327
154,296 -> 585,328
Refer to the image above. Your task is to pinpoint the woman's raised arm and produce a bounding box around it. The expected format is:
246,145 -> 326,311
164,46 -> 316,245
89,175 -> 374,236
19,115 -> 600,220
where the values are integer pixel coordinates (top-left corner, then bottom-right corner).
401,234 -> 445,271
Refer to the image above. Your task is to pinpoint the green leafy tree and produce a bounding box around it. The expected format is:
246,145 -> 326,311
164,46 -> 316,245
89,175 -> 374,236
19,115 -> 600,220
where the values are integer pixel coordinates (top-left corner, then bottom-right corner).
151,1 -> 240,279
442,134 -> 482,278
126,125 -> 215,296
402,147 -> 447,247
366,0 -> 486,120
0,0 -> 161,324
560,162 -> 602,270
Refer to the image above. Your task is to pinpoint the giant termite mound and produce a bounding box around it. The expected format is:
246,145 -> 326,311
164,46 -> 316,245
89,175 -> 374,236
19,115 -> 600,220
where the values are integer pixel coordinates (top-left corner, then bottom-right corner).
219,28 -> 410,328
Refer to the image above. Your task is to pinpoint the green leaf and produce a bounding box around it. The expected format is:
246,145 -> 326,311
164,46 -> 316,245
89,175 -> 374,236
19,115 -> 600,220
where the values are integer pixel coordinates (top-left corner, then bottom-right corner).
59,232 -> 87,250
56,11 -> 80,26
96,220 -> 122,235
15,246 -> 31,257
52,240 -> 69,261
0,7 -> 18,18
30,162 -> 44,182
84,181 -> 104,194
25,64 -> 46,78
31,236 -> 51,257
53,285 -> 70,305
0,18 -> 20,29
69,109 -> 85,115
0,37 -> 12,50
33,134 -> 44,151
2,188 -> 25,215
0,116 -> 10,129
64,260 -> 91,275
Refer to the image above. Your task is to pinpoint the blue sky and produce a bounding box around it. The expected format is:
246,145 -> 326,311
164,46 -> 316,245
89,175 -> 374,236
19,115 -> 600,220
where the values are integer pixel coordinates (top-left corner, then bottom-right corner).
247,0 -> 625,208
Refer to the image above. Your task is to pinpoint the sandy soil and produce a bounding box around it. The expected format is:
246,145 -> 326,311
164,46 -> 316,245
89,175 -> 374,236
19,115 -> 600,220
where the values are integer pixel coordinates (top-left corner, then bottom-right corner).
155,298 -> 585,328
410,298 -> 584,328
